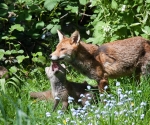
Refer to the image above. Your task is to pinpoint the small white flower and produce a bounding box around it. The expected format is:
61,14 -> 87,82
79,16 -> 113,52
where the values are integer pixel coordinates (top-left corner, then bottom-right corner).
121,5 -> 126,12
57,110 -> 63,115
78,99 -> 82,102
71,120 -> 76,124
87,96 -> 92,100
128,98 -> 133,101
96,114 -> 100,118
86,93 -> 90,97
116,81 -> 120,86
57,116 -> 61,119
71,108 -> 75,112
72,111 -> 77,116
95,109 -> 99,114
82,106 -> 87,110
117,88 -> 122,95
140,102 -> 146,106
87,85 -> 91,90
134,107 -> 139,111
137,90 -> 142,93
41,34 -> 45,39
117,102 -> 123,106
114,111 -> 118,116
119,94 -> 124,100
140,114 -> 145,119
128,90 -> 133,94
85,101 -> 90,106
66,118 -> 70,122
68,100 -> 73,103
104,85 -> 108,90
80,110 -> 85,113
46,112 -> 51,117
80,94 -> 85,98
54,96 -> 60,100
103,99 -> 108,102
100,94 -> 104,97
68,96 -> 74,101
102,25 -> 111,32
91,105 -> 96,108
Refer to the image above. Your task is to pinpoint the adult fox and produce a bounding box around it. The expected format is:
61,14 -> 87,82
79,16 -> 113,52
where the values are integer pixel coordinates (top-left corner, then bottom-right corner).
50,30 -> 150,92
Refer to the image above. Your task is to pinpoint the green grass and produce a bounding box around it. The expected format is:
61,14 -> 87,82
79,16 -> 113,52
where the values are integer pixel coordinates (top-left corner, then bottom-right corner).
0,69 -> 150,125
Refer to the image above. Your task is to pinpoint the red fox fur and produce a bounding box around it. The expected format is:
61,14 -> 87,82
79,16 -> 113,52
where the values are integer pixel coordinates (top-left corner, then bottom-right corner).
50,30 -> 150,92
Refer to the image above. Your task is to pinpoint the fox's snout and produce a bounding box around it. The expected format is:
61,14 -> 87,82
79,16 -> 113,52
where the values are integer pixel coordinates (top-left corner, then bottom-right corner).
49,54 -> 52,59
50,53 -> 67,61
49,54 -> 59,61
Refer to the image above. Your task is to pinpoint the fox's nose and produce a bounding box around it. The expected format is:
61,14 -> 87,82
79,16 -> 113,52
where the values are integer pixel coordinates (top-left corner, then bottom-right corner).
49,54 -> 52,59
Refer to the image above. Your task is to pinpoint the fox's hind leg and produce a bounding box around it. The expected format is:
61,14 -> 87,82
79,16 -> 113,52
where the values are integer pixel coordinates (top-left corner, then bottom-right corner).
52,99 -> 60,112
62,101 -> 69,111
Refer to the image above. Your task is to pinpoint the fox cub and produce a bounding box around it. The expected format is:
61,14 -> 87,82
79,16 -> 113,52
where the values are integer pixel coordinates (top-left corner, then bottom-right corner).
30,62 -> 98,111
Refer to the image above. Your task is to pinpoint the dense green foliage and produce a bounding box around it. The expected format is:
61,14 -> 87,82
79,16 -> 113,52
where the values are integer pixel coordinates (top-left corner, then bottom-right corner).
0,0 -> 150,124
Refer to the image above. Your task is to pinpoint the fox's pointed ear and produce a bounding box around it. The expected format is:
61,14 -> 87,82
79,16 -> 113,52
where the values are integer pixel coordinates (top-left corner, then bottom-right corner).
71,30 -> 80,44
57,30 -> 64,42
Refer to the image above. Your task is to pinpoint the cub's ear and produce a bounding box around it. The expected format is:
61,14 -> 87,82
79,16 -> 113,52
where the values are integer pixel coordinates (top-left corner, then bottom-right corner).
71,30 -> 80,44
57,30 -> 64,42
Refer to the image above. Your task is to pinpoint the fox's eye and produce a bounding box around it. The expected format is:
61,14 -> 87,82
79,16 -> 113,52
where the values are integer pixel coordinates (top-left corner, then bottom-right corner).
61,48 -> 66,51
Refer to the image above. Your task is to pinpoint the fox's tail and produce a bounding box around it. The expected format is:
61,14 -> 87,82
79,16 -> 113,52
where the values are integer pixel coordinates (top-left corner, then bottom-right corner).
30,90 -> 53,100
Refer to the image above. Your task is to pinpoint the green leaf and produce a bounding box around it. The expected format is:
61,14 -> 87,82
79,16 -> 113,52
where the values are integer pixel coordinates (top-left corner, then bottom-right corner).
36,52 -> 42,56
17,50 -> 24,54
66,5 -> 78,13
32,33 -> 40,39
0,17 -> 8,21
0,79 -> 6,93
51,25 -> 61,34
146,0 -> 150,3
32,57 -> 38,62
36,21 -> 44,29
79,0 -> 87,5
1,36 -> 9,40
44,0 -> 60,11
0,9 -> 8,17
11,50 -> 18,54
46,24 -> 53,30
37,56 -> 46,64
0,3 -> 8,9
16,55 -> 29,63
9,36 -> 16,40
9,24 -> 24,33
32,52 -> 42,57
111,0 -> 118,10
0,49 -> 5,59
130,23 -> 141,27
25,13 -> 32,21
142,26 -> 150,35
5,50 -> 11,55
9,66 -> 18,73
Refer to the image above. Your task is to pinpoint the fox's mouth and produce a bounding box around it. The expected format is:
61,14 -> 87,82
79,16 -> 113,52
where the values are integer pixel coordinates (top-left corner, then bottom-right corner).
52,62 -> 59,71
